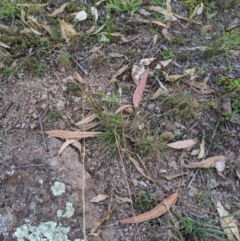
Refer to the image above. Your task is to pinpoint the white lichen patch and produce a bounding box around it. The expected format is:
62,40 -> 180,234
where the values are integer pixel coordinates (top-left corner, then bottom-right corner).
57,202 -> 75,218
51,181 -> 65,196
13,221 -> 70,241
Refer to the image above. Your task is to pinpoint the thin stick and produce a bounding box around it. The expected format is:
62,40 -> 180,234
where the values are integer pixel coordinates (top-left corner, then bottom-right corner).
187,117 -> 221,189
72,58 -> 88,75
82,105 -> 86,240
0,102 -> 14,120
39,114 -> 49,152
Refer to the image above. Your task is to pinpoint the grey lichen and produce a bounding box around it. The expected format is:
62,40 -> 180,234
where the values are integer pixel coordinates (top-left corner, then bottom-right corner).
13,221 -> 70,241
51,181 -> 65,196
57,202 -> 75,218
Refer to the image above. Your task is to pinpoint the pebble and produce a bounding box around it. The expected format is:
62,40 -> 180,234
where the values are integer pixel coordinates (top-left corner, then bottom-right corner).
147,103 -> 155,111
56,100 -> 65,110
224,204 -> 231,211
188,188 -> 195,198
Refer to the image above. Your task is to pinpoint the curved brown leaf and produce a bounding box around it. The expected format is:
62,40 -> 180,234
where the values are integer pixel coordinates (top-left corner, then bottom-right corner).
182,156 -> 230,169
45,130 -> 102,139
133,68 -> 149,108
167,139 -> 197,149
119,190 -> 178,224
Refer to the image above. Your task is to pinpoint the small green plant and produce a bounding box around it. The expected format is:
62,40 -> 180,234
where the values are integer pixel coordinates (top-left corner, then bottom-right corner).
46,111 -> 63,122
134,190 -> 159,214
162,48 -> 174,60
67,83 -> 81,96
204,32 -> 240,58
195,191 -> 206,203
0,0 -> 20,20
179,217 -> 230,241
106,0 -> 141,14
150,0 -> 166,7
218,77 -> 240,121
98,91 -> 120,107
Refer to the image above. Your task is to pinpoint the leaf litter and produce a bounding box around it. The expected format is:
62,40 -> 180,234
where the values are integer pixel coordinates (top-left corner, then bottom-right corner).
1,0 -> 240,240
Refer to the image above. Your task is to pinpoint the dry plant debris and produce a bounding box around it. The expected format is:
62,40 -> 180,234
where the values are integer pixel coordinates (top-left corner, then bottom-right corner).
1,0 -> 240,240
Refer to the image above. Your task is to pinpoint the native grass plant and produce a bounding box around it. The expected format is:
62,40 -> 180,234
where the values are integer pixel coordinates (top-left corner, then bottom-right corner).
161,93 -> 212,123
133,189 -> 160,214
179,217 -> 232,241
106,0 -> 141,14
203,31 -> 240,59
78,84 -> 166,156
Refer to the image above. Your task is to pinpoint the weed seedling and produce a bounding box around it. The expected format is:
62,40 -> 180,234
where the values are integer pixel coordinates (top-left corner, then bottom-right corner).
106,0 -> 141,14
46,111 -> 63,122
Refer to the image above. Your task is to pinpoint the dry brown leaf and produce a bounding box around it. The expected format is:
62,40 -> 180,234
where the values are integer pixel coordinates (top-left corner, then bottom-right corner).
73,71 -> 89,85
90,194 -> 109,203
109,32 -> 124,37
129,156 -> 155,182
229,50 -> 240,57
133,68 -> 149,108
222,97 -> 232,114
59,19 -> 76,43
167,139 -> 197,149
160,58 -> 172,67
41,24 -> 53,36
202,24 -> 213,31
162,27 -> 172,42
147,6 -> 167,15
188,3 -> 202,23
115,105 -> 134,114
163,172 -> 187,180
188,79 -> 216,94
136,18 -> 168,28
89,45 -> 102,53
49,2 -> 69,16
45,130 -> 102,139
58,139 -> 81,156
27,15 -> 42,30
161,131 -> 174,140
77,121 -> 99,131
217,201 -> 240,241
166,74 -> 185,82
109,52 -> 124,58
198,134 -> 205,159
182,156 -> 230,169
0,41 -> 10,49
119,189 -> 178,223
148,6 -> 187,21
116,196 -> 133,203
75,114 -> 96,126
71,140 -> 82,154
108,65 -> 130,85
150,87 -> 169,100
88,202 -> 111,235
96,0 -> 107,6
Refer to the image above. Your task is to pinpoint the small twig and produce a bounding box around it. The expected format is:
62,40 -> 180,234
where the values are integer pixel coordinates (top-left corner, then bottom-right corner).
187,117 -> 221,189
0,102 -> 14,120
15,164 -> 45,169
39,112 -> 49,152
72,58 -> 88,75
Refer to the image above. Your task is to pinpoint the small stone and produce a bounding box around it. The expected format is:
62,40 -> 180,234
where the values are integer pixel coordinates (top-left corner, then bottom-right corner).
147,103 -> 155,111
32,113 -> 38,119
224,204 -> 231,211
188,187 -> 196,197
30,123 -> 37,129
56,100 -> 65,110
41,94 -> 47,100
